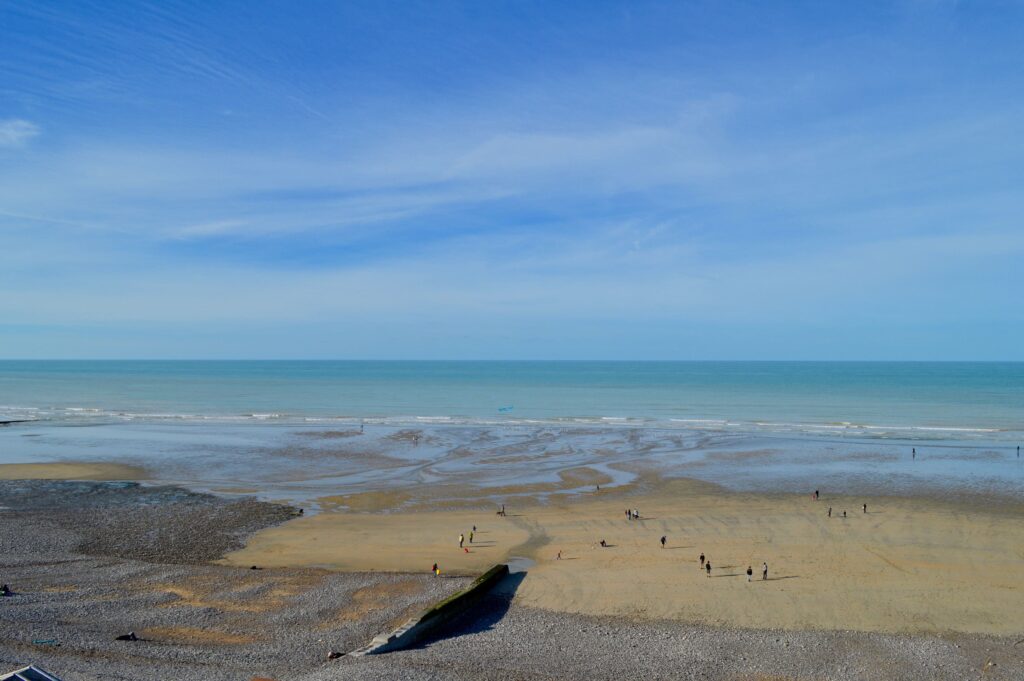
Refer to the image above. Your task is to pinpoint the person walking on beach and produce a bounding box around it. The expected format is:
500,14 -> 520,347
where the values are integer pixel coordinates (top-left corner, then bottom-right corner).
746,566 -> 753,582
828,506 -> 832,518
432,562 -> 437,575
469,531 -> 474,544
459,533 -> 464,548
842,510 -> 847,518
762,562 -> 768,580
863,503 -> 867,514
660,535 -> 666,549
814,490 -> 819,500
700,552 -> 705,568
706,561 -> 712,578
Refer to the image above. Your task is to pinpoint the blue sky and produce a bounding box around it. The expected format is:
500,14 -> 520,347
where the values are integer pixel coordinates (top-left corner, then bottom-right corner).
1,1 -> 1022,359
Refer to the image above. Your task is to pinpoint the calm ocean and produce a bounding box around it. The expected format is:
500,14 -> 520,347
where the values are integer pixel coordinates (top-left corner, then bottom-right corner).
1,361 -> 1022,440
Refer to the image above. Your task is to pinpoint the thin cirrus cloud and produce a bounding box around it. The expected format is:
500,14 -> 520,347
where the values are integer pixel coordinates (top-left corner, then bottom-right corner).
0,119 -> 39,147
0,1 -> 1023,358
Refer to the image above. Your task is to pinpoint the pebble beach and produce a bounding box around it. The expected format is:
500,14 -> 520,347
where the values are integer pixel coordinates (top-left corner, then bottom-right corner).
1,475 -> 1022,680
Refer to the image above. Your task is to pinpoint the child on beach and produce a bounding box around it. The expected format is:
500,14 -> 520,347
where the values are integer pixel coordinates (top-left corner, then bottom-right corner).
459,533 -> 464,548
700,552 -> 705,567
660,536 -> 666,548
706,561 -> 712,578
746,566 -> 753,582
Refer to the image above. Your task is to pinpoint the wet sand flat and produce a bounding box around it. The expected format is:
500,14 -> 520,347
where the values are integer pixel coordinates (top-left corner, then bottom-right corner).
229,480 -> 1024,635
0,461 -> 147,480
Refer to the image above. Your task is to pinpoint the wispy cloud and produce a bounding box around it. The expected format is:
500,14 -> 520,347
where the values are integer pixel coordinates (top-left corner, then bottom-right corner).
0,119 -> 39,147
2,1 -> 1024,358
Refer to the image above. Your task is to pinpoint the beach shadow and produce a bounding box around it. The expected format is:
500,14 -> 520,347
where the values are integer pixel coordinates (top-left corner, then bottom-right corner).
665,546 -> 692,550
412,571 -> 527,649
763,576 -> 800,581
713,573 -> 742,578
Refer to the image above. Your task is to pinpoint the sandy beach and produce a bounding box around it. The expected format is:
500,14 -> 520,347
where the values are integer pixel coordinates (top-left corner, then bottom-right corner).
228,478 -> 1024,636
0,465 -> 1022,680
0,461 -> 147,480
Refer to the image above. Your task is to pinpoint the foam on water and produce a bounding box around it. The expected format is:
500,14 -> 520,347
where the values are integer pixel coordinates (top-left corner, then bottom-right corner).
2,361 -> 1023,505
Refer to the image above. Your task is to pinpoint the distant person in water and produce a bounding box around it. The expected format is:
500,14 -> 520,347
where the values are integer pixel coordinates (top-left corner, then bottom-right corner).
762,562 -> 768,580
706,561 -> 712,578
700,552 -> 705,567
746,566 -> 753,582
912,448 -> 916,459
459,533 -> 464,548
660,535 -> 666,549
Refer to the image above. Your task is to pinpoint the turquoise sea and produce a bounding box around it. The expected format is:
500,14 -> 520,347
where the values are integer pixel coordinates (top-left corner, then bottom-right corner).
1,361 -> 1022,436
1,361 -> 1022,504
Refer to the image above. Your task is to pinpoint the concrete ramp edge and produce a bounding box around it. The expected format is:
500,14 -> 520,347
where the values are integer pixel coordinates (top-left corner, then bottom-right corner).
349,564 -> 510,656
